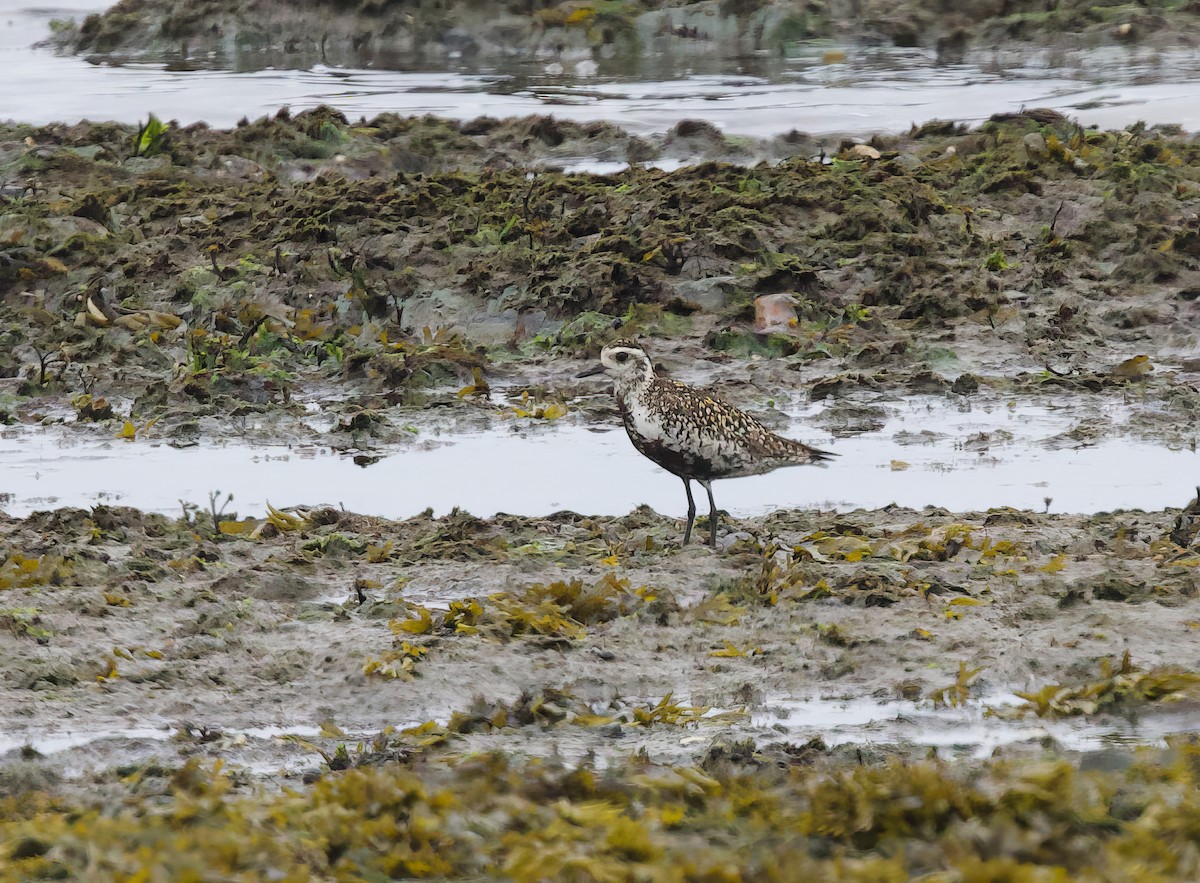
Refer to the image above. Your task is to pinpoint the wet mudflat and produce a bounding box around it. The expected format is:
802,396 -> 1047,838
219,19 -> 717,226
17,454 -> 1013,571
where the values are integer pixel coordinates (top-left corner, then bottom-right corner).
5,495 -> 1200,877
4,111 -> 1200,875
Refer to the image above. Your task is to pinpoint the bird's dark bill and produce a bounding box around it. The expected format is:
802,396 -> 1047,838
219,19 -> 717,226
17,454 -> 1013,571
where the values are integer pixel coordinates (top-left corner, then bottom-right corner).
576,364 -> 606,378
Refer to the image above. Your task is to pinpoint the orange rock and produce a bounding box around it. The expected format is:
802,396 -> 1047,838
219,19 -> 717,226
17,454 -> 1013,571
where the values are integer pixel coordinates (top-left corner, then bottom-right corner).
754,293 -> 798,333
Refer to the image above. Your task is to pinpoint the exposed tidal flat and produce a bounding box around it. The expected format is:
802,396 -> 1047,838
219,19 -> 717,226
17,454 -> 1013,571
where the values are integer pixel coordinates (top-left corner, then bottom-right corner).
5,1 -> 1200,878
5,500 -> 1200,878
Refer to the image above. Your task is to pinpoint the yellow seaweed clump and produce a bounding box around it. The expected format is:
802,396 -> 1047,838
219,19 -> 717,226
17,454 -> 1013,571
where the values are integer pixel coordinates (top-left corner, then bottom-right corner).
367,576 -> 676,679
13,745 -> 1200,880
1006,651 -> 1200,718
393,574 -> 671,642
0,552 -> 72,590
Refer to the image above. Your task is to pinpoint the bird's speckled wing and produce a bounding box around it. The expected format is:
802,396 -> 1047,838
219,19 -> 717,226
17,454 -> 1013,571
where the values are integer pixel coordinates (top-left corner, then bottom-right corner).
624,379 -> 831,479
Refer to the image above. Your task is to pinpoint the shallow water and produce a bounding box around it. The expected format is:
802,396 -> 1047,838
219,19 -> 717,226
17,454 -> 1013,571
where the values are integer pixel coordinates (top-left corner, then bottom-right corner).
0,723 -> 321,757
4,693 -> 1194,766
756,694 -> 1200,759
1,398 -> 1196,518
5,3 -> 1200,135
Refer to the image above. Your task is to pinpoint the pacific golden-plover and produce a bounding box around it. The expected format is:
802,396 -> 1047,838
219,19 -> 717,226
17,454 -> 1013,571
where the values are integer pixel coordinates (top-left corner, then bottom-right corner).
579,338 -> 834,547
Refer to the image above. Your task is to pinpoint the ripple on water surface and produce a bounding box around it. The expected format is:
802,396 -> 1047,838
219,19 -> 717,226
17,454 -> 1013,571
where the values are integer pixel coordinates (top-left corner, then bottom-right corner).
6,3 -> 1200,133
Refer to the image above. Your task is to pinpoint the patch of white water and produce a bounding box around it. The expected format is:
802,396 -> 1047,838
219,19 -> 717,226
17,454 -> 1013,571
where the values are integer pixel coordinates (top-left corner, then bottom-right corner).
0,723 -> 323,756
0,398 -> 1196,518
4,699 -> 1194,766
6,3 -> 1200,134
756,694 -> 1200,759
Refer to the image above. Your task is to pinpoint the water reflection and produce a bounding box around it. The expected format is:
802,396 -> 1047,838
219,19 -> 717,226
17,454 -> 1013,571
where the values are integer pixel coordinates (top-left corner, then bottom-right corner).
5,3 -> 1200,134
0,397 -> 1196,518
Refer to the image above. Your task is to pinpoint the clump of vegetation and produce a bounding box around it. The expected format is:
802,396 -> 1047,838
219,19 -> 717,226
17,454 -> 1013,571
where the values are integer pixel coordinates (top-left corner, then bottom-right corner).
0,553 -> 73,591
13,740 -> 1200,879
366,575 -> 675,679
392,574 -> 672,641
396,688 -> 730,740
0,607 -> 52,643
928,661 -> 984,708
720,542 -> 816,606
395,509 -> 511,562
210,501 -> 311,540
364,330 -> 485,391
1005,652 -> 1200,718
505,389 -> 568,421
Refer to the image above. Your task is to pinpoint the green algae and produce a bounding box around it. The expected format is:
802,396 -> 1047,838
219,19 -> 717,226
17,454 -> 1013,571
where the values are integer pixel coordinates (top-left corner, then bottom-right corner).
4,112 -> 1200,423
0,606 -> 53,642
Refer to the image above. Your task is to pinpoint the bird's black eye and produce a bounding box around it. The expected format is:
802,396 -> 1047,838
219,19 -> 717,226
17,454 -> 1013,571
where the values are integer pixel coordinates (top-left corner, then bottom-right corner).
615,352 -> 629,363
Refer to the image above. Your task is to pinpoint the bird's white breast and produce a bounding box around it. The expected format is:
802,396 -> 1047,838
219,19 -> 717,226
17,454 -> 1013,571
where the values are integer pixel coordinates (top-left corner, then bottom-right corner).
622,386 -> 746,471
624,393 -> 666,442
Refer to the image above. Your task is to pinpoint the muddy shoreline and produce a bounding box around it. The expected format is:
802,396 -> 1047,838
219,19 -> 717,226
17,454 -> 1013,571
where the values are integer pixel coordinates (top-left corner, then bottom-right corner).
3,109 -> 1200,451
4,497 -> 1200,876
49,0 -> 1200,73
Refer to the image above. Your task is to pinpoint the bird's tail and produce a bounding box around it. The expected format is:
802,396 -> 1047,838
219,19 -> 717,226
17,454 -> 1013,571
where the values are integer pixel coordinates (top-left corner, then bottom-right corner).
759,432 -> 836,465
793,440 -> 836,464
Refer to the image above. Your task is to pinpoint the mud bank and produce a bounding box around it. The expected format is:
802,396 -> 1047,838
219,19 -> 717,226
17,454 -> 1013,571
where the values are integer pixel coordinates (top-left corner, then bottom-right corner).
3,109 -> 1200,451
3,499 -> 1200,876
48,0 -> 1200,72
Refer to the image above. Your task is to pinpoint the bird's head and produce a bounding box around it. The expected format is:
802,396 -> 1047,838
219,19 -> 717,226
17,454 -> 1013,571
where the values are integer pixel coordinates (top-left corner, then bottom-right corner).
578,338 -> 654,387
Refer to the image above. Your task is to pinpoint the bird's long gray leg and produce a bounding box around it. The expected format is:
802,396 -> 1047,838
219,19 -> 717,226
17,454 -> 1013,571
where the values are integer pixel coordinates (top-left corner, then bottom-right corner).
682,478 -> 697,545
700,480 -> 718,548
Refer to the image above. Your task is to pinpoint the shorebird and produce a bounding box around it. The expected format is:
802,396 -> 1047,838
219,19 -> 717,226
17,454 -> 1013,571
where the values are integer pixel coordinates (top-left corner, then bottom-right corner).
579,338 -> 834,547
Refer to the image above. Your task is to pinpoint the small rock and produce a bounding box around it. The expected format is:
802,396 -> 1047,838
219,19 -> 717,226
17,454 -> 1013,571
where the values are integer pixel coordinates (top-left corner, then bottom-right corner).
754,293 -> 798,333
673,276 -> 737,312
1023,132 -> 1048,161
42,215 -> 109,241
75,395 -> 114,422
717,531 -> 753,553
848,143 -> 881,160
895,152 -> 923,171
670,119 -> 723,141
951,373 -> 980,395
216,155 -> 266,181
124,155 -> 171,173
